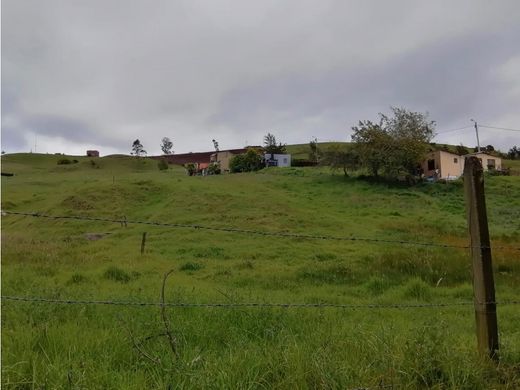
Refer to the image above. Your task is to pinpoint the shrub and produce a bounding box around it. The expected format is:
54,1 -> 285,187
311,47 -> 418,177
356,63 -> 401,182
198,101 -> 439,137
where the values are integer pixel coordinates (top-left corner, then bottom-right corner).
291,159 -> 318,167
185,163 -> 197,176
57,158 -> 72,165
229,149 -> 263,173
157,159 -> 169,171
207,163 -> 221,175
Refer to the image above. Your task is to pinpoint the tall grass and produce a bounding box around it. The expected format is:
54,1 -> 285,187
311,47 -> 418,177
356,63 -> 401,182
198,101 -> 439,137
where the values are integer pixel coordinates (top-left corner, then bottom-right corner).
1,153 -> 519,388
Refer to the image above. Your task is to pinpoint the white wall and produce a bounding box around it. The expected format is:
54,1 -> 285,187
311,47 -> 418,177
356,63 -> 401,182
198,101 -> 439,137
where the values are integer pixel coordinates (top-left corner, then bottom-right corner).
265,153 -> 291,167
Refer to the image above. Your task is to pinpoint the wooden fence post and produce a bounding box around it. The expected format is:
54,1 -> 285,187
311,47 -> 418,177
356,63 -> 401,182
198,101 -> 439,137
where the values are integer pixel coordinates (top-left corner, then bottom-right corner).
141,232 -> 147,255
463,156 -> 499,360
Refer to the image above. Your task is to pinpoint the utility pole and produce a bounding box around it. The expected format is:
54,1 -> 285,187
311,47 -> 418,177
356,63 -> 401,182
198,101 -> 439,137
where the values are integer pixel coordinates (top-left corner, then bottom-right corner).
471,119 -> 480,152
464,156 -> 499,360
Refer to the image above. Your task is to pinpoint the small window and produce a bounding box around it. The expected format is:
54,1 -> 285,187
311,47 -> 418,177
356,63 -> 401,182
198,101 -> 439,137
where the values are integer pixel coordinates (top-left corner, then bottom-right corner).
487,159 -> 495,169
453,158 -> 458,163
283,158 -> 288,164
427,159 -> 435,170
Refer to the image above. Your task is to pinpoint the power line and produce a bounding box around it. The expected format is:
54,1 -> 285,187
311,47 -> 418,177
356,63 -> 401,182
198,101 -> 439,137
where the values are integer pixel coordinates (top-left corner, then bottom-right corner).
2,295 -> 519,309
479,125 -> 520,133
436,125 -> 473,135
3,210 -> 520,251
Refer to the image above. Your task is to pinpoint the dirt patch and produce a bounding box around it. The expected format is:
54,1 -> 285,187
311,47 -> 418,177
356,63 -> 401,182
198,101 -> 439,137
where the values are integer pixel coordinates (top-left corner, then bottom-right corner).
62,195 -> 94,210
84,233 -> 111,241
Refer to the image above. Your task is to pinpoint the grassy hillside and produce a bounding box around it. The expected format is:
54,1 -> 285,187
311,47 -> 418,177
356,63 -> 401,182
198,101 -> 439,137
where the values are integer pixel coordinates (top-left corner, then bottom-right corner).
285,142 -> 349,159
2,153 -> 520,389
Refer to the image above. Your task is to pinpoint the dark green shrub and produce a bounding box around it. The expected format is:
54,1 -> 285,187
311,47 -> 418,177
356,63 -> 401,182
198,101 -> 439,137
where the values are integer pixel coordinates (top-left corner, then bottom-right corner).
230,149 -> 263,173
208,163 -> 221,175
57,158 -> 72,165
157,159 -> 169,170
185,163 -> 196,176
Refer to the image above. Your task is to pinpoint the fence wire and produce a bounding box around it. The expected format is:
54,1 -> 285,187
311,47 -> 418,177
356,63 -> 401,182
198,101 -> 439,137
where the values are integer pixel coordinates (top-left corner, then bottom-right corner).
2,295 -> 519,309
3,210 -> 520,251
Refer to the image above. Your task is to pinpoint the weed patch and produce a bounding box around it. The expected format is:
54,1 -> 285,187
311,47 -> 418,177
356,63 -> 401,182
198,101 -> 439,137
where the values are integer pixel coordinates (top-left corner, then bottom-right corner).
103,266 -> 137,283
179,262 -> 204,272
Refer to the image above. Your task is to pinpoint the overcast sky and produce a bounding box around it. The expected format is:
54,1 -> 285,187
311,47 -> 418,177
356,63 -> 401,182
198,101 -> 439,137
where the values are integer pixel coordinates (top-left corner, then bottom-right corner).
2,0 -> 520,156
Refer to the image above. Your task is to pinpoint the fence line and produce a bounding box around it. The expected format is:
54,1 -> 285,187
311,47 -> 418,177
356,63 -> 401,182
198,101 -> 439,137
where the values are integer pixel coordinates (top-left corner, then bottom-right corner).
2,295 -> 519,309
3,210 -> 519,251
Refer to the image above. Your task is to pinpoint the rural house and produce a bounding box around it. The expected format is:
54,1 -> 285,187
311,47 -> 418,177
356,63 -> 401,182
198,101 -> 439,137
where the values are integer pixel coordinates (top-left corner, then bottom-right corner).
264,153 -> 291,167
210,147 -> 263,172
86,150 -> 99,157
421,150 -> 502,180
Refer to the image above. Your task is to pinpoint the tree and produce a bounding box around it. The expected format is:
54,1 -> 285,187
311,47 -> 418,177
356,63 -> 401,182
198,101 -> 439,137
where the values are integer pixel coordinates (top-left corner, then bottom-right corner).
351,107 -> 435,178
351,120 -> 392,177
264,133 -> 286,154
485,144 -> 495,152
160,137 -> 173,155
229,149 -> 264,173
309,137 -> 319,163
131,139 -> 146,157
455,144 -> 469,155
321,144 -> 359,177
508,146 -> 519,160
212,139 -> 220,152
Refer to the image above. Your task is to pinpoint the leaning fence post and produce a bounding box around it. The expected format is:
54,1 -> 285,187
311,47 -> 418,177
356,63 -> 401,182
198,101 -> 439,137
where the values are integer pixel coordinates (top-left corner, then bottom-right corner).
463,156 -> 499,360
141,232 -> 147,255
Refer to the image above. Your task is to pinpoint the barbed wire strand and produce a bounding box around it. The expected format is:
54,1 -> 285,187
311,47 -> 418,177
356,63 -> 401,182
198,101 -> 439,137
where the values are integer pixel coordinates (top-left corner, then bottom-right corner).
3,210 -> 519,251
2,296 -> 519,309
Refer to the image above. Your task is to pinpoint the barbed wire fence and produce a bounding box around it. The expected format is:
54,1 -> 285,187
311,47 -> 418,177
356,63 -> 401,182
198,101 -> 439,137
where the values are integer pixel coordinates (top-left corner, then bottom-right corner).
1,208 -> 519,310
2,210 -> 519,251
1,159 -> 519,390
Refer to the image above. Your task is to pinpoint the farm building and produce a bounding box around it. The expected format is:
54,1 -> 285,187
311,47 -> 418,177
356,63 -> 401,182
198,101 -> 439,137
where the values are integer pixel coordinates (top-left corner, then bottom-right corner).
265,153 -> 291,167
211,147 -> 263,172
86,150 -> 99,157
155,151 -> 213,166
421,150 -> 502,180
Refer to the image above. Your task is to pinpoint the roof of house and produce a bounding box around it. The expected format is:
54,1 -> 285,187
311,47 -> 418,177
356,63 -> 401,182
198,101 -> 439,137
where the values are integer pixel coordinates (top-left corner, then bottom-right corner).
151,152 -> 214,165
151,146 -> 263,165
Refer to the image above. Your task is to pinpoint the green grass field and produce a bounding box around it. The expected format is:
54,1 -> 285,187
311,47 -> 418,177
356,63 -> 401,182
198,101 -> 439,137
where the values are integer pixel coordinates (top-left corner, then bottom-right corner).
2,153 -> 520,389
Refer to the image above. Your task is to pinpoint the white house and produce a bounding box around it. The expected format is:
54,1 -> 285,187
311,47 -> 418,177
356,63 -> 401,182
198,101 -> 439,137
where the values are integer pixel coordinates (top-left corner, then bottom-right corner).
265,153 -> 291,167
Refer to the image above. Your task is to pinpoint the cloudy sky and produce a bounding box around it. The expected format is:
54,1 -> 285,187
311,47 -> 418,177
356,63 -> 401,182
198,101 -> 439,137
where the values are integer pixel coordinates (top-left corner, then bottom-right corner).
2,0 -> 520,156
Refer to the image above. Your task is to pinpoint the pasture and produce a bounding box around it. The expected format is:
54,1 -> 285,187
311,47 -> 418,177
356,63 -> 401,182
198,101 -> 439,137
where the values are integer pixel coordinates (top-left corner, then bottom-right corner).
1,153 -> 520,389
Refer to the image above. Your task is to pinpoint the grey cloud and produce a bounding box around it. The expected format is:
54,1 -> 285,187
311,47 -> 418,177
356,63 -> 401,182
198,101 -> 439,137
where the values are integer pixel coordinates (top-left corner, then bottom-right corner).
211,26 -> 519,138
1,0 -> 519,154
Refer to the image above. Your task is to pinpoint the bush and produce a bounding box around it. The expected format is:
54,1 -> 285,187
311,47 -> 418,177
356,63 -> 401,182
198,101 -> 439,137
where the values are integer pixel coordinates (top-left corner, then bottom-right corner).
185,163 -> 197,176
229,149 -> 263,173
291,159 -> 318,167
207,163 -> 221,175
157,159 -> 169,170
57,158 -> 72,165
